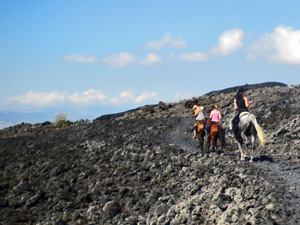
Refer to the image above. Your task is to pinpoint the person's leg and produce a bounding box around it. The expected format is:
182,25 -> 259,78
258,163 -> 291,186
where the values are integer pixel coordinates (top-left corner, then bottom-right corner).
232,114 -> 239,131
193,121 -> 198,138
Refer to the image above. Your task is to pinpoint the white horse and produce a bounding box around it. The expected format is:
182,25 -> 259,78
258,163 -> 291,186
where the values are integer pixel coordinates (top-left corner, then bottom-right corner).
231,112 -> 265,162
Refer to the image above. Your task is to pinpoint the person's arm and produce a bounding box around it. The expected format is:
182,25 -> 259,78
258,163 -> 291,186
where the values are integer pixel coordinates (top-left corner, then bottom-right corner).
234,98 -> 238,110
218,111 -> 221,120
244,96 -> 252,108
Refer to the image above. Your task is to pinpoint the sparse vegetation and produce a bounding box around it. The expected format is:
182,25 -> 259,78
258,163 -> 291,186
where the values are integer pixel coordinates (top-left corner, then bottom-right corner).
53,113 -> 71,128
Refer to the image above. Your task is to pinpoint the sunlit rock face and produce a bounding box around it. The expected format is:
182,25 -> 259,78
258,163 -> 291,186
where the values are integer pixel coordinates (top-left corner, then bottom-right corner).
1,82 -> 300,224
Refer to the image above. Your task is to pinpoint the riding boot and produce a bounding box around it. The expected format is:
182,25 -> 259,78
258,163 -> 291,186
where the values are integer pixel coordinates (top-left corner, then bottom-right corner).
232,114 -> 239,131
232,121 -> 238,131
193,126 -> 198,138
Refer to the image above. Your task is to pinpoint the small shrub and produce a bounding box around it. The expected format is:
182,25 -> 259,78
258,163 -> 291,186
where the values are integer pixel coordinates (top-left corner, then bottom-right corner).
53,113 -> 71,128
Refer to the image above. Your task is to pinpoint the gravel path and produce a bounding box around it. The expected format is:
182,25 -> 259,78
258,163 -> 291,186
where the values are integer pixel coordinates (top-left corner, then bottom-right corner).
168,117 -> 300,223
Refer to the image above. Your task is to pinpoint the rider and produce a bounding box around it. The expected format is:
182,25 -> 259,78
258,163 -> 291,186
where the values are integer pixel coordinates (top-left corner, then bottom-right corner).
232,88 -> 252,131
206,104 -> 221,133
192,105 -> 205,138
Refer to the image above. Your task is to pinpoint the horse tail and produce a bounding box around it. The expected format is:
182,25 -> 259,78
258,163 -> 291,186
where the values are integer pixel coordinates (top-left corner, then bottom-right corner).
249,114 -> 265,147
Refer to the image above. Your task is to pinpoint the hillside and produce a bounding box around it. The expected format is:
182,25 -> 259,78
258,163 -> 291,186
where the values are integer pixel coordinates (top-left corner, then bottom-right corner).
1,82 -> 300,224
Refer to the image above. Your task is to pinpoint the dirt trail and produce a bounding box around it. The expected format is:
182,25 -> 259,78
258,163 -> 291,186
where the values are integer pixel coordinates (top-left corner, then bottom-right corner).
166,117 -> 201,153
167,117 -> 300,221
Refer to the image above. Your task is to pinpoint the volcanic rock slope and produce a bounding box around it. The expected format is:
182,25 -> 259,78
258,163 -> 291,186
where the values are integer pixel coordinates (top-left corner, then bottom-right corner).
1,82 -> 300,224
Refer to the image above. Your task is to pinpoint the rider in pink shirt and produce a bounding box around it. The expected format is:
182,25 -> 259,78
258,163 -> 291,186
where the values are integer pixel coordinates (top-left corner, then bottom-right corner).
210,105 -> 221,123
206,105 -> 221,133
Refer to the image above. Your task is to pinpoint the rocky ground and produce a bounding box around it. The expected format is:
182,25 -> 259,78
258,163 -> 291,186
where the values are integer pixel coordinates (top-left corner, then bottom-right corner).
1,82 -> 300,224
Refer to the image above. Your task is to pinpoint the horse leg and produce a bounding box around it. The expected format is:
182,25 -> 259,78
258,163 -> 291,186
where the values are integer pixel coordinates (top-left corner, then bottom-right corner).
206,135 -> 211,152
211,132 -> 217,151
213,134 -> 218,151
235,130 -> 245,160
197,134 -> 203,150
201,131 -> 206,150
210,133 -> 214,151
238,142 -> 245,160
249,134 -> 256,162
196,131 -> 201,146
193,124 -> 198,138
196,124 -> 205,150
241,132 -> 249,158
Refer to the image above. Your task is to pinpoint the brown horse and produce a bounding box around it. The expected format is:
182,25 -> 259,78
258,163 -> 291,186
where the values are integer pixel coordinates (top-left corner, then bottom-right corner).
194,120 -> 206,150
206,121 -> 225,152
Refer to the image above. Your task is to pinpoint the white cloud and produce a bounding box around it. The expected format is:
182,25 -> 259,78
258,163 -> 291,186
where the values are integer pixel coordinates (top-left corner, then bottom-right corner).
247,26 -> 300,64
68,89 -> 110,104
64,54 -> 98,63
8,90 -> 158,106
175,29 -> 244,62
102,52 -> 136,67
140,53 -> 162,65
146,34 -> 187,50
119,91 -> 134,101
210,28 -> 245,56
179,52 -> 209,62
9,91 -> 66,106
134,92 -> 158,103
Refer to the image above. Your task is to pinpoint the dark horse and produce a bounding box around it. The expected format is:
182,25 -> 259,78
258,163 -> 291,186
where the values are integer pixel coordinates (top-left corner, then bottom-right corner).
194,120 -> 206,150
231,112 -> 265,162
205,120 -> 225,152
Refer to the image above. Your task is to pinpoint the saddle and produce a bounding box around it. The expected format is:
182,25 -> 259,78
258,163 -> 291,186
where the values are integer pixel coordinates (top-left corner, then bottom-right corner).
239,111 -> 250,118
193,119 -> 206,127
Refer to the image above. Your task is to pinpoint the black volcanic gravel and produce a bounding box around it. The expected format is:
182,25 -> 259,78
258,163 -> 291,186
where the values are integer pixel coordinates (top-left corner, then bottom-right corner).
1,82 -> 300,224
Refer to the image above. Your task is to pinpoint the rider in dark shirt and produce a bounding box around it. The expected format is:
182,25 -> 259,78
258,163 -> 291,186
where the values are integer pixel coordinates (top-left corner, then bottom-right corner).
236,96 -> 248,112
232,88 -> 252,131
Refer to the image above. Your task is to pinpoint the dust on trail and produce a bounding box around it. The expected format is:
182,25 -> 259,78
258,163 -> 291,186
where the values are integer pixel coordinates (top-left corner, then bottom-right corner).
166,117 -> 201,153
167,117 -> 300,220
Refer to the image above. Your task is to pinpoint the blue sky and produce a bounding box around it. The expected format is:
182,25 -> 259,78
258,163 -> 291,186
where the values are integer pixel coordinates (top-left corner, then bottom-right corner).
1,0 -> 300,128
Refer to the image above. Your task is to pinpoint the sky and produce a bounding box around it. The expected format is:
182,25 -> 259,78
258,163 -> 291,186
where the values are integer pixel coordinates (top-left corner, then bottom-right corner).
1,0 -> 300,128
